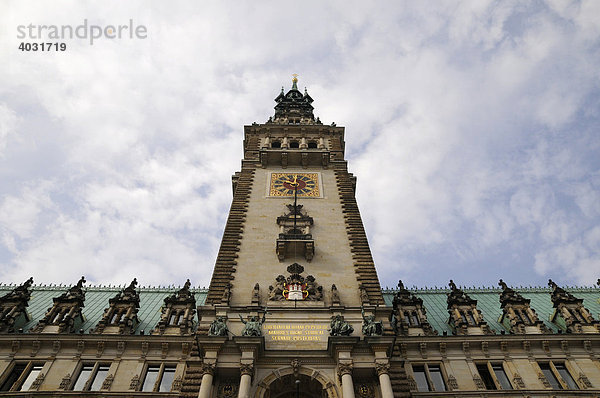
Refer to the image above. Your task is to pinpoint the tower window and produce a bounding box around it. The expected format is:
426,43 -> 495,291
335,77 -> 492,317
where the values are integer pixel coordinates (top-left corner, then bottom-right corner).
476,363 -> 513,390
0,363 -> 44,391
307,141 -> 318,149
289,141 -> 300,148
72,363 -> 110,391
412,364 -> 446,392
539,362 -> 579,390
141,364 -> 177,392
271,141 -> 281,148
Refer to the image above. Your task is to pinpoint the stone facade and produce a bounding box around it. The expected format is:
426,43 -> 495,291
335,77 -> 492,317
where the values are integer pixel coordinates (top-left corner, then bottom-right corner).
0,79 -> 599,397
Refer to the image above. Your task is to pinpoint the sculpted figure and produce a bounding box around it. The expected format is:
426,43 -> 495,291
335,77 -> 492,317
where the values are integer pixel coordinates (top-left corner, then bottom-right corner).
268,275 -> 287,301
359,283 -> 369,304
305,275 -> 322,301
222,282 -> 232,304
330,315 -> 353,336
208,316 -> 229,337
239,309 -> 267,337
252,283 -> 260,304
361,307 -> 383,336
331,284 -> 341,305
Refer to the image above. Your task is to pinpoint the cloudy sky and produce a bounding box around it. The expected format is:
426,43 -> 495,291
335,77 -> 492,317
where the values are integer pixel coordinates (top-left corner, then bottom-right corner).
1,1 -> 599,289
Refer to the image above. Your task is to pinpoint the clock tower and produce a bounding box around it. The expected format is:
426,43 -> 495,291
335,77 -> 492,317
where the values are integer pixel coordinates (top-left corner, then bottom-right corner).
195,77 -> 407,398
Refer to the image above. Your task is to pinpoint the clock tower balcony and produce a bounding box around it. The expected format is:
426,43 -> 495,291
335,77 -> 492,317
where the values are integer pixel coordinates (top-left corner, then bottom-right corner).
276,233 -> 315,262
259,148 -> 335,169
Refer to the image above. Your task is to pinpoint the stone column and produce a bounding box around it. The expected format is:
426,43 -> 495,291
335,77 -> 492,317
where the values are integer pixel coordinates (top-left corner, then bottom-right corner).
198,363 -> 215,398
376,363 -> 393,398
238,363 -> 254,398
337,363 -> 354,398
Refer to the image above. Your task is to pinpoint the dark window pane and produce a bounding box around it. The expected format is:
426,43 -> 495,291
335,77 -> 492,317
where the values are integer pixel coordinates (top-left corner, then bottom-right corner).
19,365 -> 43,391
492,365 -> 512,390
307,142 -> 317,149
521,310 -> 532,324
403,312 -> 411,325
413,366 -> 430,392
142,366 -> 160,392
72,365 -> 94,391
271,141 -> 281,148
539,363 -> 561,390
555,364 -> 578,390
159,367 -> 176,392
1,364 -> 26,391
289,141 -> 299,148
428,365 -> 446,391
467,311 -> 477,326
89,365 -> 109,391
411,312 -> 420,326
476,364 -> 496,390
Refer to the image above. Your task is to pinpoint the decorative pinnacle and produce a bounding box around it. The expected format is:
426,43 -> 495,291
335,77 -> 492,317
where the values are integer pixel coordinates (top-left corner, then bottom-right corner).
292,73 -> 299,90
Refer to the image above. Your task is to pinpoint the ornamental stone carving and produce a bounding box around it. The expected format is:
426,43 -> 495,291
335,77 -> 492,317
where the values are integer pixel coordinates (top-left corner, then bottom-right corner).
240,363 -> 254,377
268,263 -> 322,301
375,362 -> 390,376
498,279 -> 548,334
200,362 -> 216,376
31,276 -> 86,334
92,278 -> 140,335
154,279 -> 196,335
0,277 -> 33,333
391,280 -> 437,336
337,362 -> 353,377
447,280 -> 493,335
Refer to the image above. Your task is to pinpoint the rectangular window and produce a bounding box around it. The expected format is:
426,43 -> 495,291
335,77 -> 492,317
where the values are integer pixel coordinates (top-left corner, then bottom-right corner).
141,364 -> 177,392
0,363 -> 44,392
72,363 -> 110,391
476,363 -> 513,390
539,362 -> 579,390
411,364 -> 446,392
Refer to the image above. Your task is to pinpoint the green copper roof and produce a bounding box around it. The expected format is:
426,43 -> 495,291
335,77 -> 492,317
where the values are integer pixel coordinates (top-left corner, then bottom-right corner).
0,284 -> 207,335
382,286 -> 600,334
2,283 -> 599,335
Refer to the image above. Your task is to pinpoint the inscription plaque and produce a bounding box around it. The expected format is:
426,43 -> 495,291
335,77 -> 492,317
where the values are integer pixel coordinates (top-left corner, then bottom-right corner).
264,322 -> 329,350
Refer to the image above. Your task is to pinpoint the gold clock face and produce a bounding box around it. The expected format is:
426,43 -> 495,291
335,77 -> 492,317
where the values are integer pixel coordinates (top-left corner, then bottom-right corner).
269,173 -> 320,197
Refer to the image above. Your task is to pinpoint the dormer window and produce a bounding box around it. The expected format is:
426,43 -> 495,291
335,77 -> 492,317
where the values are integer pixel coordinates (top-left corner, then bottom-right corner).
271,141 -> 281,148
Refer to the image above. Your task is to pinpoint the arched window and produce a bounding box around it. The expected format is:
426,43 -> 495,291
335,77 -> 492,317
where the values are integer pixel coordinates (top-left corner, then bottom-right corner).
307,141 -> 318,149
289,141 -> 300,148
271,141 -> 281,148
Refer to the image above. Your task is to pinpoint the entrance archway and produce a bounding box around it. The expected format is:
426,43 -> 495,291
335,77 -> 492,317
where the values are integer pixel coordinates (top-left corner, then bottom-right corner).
270,374 -> 323,398
254,366 -> 339,398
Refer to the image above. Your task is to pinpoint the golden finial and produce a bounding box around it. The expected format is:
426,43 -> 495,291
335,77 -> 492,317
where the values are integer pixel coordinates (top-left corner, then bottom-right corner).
292,73 -> 298,83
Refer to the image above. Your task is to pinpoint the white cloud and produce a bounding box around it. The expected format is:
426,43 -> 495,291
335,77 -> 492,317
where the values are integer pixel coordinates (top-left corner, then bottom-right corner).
0,1 -> 599,288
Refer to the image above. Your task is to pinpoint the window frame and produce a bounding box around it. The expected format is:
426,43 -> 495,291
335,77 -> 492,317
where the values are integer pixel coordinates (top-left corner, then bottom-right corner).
0,362 -> 44,392
140,363 -> 178,392
475,362 -> 513,390
411,363 -> 447,392
71,362 -> 111,391
538,361 -> 580,390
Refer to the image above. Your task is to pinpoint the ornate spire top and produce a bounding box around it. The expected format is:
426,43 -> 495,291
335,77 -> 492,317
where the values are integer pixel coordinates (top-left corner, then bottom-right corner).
267,76 -> 321,125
